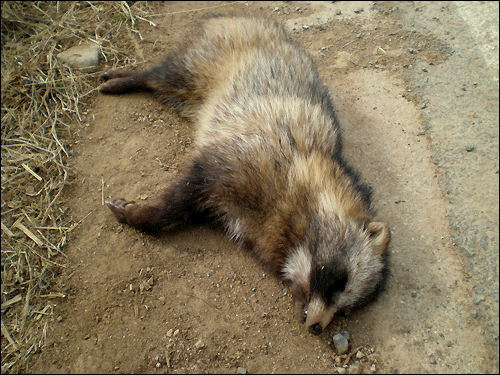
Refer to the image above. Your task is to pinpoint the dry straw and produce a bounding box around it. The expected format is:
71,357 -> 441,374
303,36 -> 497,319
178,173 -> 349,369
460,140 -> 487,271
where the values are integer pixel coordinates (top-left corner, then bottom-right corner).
1,1 -> 154,372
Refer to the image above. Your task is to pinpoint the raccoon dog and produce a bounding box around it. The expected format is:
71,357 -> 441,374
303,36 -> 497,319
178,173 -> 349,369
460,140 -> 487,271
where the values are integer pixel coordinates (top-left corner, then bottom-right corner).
100,18 -> 390,335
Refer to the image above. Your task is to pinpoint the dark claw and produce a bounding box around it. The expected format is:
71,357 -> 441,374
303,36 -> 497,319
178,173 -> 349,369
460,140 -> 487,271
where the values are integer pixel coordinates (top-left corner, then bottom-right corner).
301,309 -> 307,323
100,71 -> 113,82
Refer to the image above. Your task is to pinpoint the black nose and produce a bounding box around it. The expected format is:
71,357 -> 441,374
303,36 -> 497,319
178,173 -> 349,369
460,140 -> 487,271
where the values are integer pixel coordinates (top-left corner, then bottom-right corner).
308,323 -> 322,335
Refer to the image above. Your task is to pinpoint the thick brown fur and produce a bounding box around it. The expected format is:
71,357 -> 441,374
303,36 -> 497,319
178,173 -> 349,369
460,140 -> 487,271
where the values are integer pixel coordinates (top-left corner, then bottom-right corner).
100,18 -> 390,335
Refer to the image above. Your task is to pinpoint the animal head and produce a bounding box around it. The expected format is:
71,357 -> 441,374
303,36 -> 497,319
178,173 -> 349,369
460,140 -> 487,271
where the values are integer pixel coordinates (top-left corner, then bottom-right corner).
283,219 -> 390,335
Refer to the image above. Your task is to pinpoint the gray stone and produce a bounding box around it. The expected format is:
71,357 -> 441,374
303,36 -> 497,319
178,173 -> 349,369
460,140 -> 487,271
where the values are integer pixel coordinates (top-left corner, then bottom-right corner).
465,144 -> 475,152
339,330 -> 351,341
473,295 -> 485,305
58,42 -> 100,69
333,333 -> 349,354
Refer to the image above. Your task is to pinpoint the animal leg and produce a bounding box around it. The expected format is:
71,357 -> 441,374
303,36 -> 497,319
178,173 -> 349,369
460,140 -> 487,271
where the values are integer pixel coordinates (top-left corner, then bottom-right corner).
99,69 -> 154,94
106,162 -> 209,233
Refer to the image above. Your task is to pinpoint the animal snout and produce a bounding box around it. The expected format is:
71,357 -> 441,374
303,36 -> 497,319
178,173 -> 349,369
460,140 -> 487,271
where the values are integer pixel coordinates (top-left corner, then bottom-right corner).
308,323 -> 322,335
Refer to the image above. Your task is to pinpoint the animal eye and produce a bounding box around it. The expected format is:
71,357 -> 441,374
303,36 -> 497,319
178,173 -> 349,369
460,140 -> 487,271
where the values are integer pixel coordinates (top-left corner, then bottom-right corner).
327,275 -> 348,300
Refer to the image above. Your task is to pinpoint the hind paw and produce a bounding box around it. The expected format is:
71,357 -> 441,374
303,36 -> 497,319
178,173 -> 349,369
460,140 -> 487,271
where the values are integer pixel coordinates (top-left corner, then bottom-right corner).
99,70 -> 138,94
98,78 -> 130,94
105,198 -> 136,224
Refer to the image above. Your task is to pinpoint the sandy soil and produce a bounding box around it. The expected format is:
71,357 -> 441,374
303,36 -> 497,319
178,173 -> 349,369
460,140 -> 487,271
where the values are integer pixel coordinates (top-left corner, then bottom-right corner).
31,2 -> 495,373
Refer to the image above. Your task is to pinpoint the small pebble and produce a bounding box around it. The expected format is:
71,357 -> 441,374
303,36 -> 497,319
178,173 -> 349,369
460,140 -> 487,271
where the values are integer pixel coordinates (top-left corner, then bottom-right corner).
333,333 -> 349,354
471,309 -> 479,318
370,364 -> 376,373
336,9 -> 342,15
348,363 -> 361,374
407,47 -> 414,53
302,25 -> 309,30
473,295 -> 485,304
339,330 -> 351,341
237,367 -> 247,374
429,357 -> 437,365
465,145 -> 475,152
337,367 -> 346,374
356,350 -> 365,358
194,339 -> 205,350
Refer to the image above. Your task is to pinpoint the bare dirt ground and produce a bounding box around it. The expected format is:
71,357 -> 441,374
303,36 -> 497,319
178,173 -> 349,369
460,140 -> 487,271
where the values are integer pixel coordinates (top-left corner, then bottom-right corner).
30,1 -> 497,373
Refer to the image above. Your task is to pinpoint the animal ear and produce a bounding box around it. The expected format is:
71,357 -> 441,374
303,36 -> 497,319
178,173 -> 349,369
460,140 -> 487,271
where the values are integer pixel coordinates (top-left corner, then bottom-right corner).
365,221 -> 390,255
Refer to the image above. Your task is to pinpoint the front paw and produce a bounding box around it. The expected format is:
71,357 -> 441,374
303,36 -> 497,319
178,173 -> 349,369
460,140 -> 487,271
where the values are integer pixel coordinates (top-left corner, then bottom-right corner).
99,79 -> 128,94
105,198 -> 136,224
291,283 -> 310,323
294,299 -> 307,323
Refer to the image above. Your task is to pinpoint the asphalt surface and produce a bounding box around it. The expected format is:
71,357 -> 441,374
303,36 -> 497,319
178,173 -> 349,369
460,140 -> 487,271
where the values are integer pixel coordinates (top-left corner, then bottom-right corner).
395,1 -> 499,369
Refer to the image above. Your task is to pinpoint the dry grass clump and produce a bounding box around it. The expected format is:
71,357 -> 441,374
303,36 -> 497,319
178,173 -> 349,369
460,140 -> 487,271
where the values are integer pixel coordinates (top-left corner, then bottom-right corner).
1,1 -> 154,372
